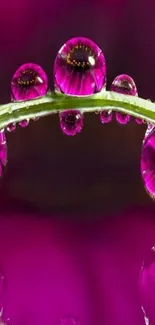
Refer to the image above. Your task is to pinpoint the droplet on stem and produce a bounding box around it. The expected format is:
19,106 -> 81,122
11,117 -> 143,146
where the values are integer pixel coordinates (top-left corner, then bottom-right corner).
6,123 -> 16,133
18,119 -> 29,128
54,37 -> 107,95
59,110 -> 84,136
99,110 -> 112,124
135,117 -> 143,125
115,112 -> 131,125
11,63 -> 48,101
111,74 -> 138,125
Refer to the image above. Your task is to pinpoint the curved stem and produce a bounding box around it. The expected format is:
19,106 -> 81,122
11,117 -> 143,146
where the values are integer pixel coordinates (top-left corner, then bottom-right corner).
0,90 -> 155,130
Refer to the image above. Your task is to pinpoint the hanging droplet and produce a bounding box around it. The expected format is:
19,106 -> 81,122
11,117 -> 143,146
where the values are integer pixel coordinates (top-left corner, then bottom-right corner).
11,63 -> 48,101
0,132 -> 7,176
141,125 -> 155,199
111,74 -> 138,125
59,110 -> 84,136
115,112 -> 130,125
60,316 -> 80,325
54,37 -> 106,95
139,246 -> 155,325
19,119 -> 29,128
100,110 -> 112,124
135,117 -> 143,125
6,123 -> 16,132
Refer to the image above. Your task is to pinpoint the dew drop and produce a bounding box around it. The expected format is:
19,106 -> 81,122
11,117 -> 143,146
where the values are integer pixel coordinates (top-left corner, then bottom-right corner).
59,110 -> 84,136
111,74 -> 138,96
139,246 -> 155,325
19,119 -> 29,128
135,117 -> 143,125
11,63 -> 48,101
141,125 -> 155,199
54,37 -> 106,95
111,74 -> 138,125
100,110 -> 112,124
6,123 -> 16,132
115,112 -> 130,125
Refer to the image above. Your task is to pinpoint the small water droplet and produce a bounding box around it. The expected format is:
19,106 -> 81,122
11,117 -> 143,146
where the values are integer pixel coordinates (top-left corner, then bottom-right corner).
141,125 -> 155,199
100,110 -> 112,123
59,110 -> 84,136
111,74 -> 138,96
19,119 -> 29,128
135,117 -> 143,124
139,246 -> 155,325
54,37 -> 106,95
6,123 -> 16,132
115,112 -> 130,125
111,74 -> 138,125
11,63 -> 48,101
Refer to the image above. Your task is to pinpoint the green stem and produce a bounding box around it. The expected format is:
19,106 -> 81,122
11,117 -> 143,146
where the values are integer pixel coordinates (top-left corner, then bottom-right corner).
0,90 -> 155,130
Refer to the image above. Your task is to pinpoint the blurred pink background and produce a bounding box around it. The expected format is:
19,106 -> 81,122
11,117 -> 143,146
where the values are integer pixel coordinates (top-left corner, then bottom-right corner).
0,0 -> 155,325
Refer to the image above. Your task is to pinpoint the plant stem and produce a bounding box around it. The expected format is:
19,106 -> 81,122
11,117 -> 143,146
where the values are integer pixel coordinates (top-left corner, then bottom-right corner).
0,90 -> 155,130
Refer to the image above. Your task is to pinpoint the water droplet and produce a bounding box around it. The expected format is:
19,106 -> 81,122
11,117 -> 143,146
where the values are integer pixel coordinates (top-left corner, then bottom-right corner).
135,117 -> 143,124
100,110 -> 112,124
6,123 -> 16,132
60,316 -> 80,325
59,110 -> 84,136
141,126 -> 155,199
111,74 -> 138,125
111,74 -> 138,96
19,119 -> 29,128
139,246 -> 155,325
54,37 -> 106,95
11,63 -> 48,101
0,132 -> 7,176
115,112 -> 130,125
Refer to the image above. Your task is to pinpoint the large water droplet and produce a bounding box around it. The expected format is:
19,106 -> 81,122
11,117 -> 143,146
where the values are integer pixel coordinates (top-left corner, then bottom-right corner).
11,63 -> 48,101
59,110 -> 84,136
111,74 -> 138,125
139,246 -> 155,325
54,37 -> 106,95
141,125 -> 155,199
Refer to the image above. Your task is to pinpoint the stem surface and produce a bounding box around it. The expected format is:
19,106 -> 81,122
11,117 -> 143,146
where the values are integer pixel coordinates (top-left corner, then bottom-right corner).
0,90 -> 155,129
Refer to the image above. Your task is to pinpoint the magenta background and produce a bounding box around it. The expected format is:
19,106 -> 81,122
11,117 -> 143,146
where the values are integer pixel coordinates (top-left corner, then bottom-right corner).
0,1 -> 155,325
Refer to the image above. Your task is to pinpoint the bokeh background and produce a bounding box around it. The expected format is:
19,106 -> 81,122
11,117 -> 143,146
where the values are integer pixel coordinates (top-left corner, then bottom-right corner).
0,1 -> 155,325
